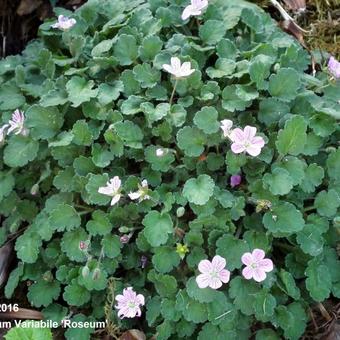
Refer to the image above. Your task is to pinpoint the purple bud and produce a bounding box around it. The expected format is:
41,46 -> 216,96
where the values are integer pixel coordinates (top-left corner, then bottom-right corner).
92,267 -> 101,280
79,241 -> 88,250
230,175 -> 242,188
120,234 -> 130,244
140,255 -> 148,269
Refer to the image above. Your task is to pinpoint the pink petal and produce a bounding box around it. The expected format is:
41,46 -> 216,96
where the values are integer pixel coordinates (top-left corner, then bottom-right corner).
258,259 -> 274,272
242,266 -> 254,280
252,249 -> 265,261
208,277 -> 222,290
171,57 -> 181,70
211,255 -> 226,272
181,6 -> 193,20
251,136 -> 265,147
243,126 -> 257,140
241,252 -> 253,266
110,194 -> 121,206
196,273 -> 211,288
198,259 -> 212,274
162,64 -> 173,74
98,186 -> 112,195
245,145 -> 262,157
128,192 -> 141,200
230,128 -> 244,143
111,176 -> 121,191
124,287 -> 136,300
136,294 -> 145,306
231,142 -> 246,154
253,268 -> 267,282
135,307 -> 142,317
115,294 -> 127,303
218,269 -> 230,283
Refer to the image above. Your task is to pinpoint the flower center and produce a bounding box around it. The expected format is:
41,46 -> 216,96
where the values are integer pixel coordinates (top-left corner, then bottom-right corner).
128,301 -> 136,308
250,262 -> 258,269
210,270 -> 218,278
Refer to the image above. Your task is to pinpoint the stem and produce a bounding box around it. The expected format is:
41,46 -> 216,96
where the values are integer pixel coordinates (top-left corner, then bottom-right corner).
169,79 -> 178,106
303,205 -> 316,212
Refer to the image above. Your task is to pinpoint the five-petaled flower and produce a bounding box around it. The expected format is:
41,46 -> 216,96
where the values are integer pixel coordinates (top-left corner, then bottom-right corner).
115,287 -> 145,319
181,0 -> 209,20
241,249 -> 274,282
220,119 -> 233,138
328,56 -> 340,79
98,176 -> 122,206
230,126 -> 265,157
162,57 -> 195,78
196,255 -> 231,289
8,109 -> 29,136
128,180 -> 150,202
51,15 -> 76,30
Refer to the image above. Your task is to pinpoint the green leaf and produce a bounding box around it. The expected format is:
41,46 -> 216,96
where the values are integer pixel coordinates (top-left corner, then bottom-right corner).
206,59 -> 236,79
216,235 -> 249,270
276,115 -> 307,156
268,68 -> 301,101
144,145 -> 175,172
27,279 -> 61,307
61,228 -> 88,262
0,172 -> 15,202
152,247 -> 180,273
296,224 -> 324,256
182,298 -> 208,323
139,35 -> 163,62
326,148 -> 340,181
26,105 -> 63,140
5,263 -> 24,298
263,202 -> 304,234
53,167 -> 75,192
15,231 -> 41,263
114,34 -> 138,65
177,126 -> 206,157
49,204 -> 81,232
148,270 -> 177,297
133,63 -> 160,88
314,189 -> 340,217
306,257 -> 332,301
63,280 -> 91,306
273,156 -> 306,186
263,168 -> 293,195
255,329 -> 280,340
86,210 -> 112,236
4,327 -> 53,340
142,211 -> 173,247
199,20 -> 226,45
300,163 -> 324,193
113,120 -> 143,148
72,120 -> 93,146
121,95 -> 144,115
4,136 -> 39,167
101,234 -> 121,258
277,269 -> 300,300
0,83 -> 25,110
183,175 -> 215,206
66,76 -> 98,107
85,173 -> 111,206
193,107 -> 220,134
222,85 -> 252,112
249,54 -> 273,89
253,290 -> 276,321
97,81 -> 123,105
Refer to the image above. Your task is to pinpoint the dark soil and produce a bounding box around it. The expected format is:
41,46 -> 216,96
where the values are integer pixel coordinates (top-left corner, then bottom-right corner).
0,0 -> 86,57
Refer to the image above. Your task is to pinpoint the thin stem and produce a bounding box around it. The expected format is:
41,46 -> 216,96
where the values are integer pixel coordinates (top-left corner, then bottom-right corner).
303,205 -> 316,212
169,79 -> 178,106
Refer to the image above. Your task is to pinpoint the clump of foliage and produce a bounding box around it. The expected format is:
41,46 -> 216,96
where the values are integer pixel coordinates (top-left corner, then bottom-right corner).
0,0 -> 340,339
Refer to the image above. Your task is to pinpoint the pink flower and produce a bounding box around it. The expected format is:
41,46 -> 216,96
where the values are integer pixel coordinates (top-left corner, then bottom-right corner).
196,255 -> 231,289
230,126 -> 265,157
182,0 -> 209,20
7,110 -> 28,136
230,175 -> 241,188
128,180 -> 150,202
220,119 -> 233,138
328,56 -> 340,79
51,15 -> 76,30
98,176 -> 122,206
241,249 -> 274,282
115,287 -> 145,319
162,57 -> 195,78
0,124 -> 9,145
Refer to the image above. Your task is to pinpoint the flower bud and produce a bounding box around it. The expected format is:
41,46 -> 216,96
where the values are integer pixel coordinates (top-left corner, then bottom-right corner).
140,255 -> 148,269
30,183 -> 39,196
119,226 -> 130,233
120,234 -> 130,244
82,266 -> 90,278
333,216 -> 340,227
176,207 -> 185,217
92,267 -> 101,280
79,240 -> 89,251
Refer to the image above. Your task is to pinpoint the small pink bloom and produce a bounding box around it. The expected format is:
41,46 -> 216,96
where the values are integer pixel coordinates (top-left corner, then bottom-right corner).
328,56 -> 340,79
162,57 -> 195,78
52,15 -> 76,30
115,287 -> 145,319
220,119 -> 233,138
7,110 -> 28,136
156,148 -> 165,157
230,175 -> 241,188
230,126 -> 265,157
241,249 -> 273,282
196,255 -> 231,289
79,241 -> 88,250
120,233 -> 132,244
182,0 -> 209,20
98,176 -> 122,206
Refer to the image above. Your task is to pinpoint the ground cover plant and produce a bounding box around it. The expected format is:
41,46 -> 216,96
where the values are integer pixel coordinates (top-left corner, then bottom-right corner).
0,0 -> 340,339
